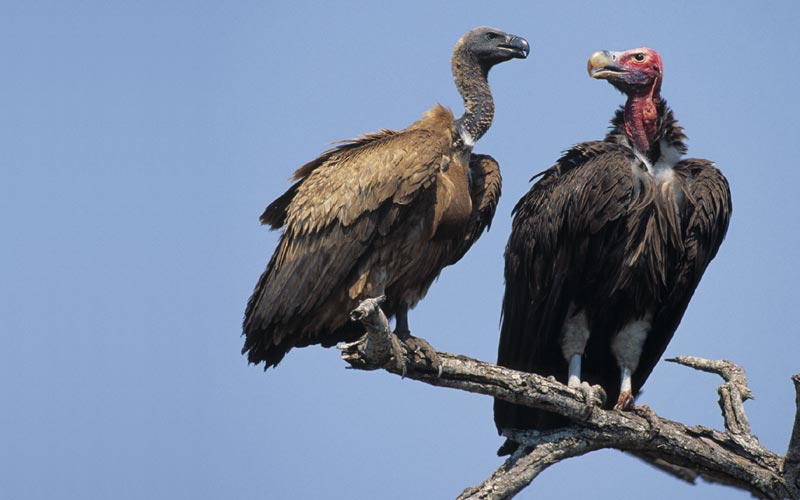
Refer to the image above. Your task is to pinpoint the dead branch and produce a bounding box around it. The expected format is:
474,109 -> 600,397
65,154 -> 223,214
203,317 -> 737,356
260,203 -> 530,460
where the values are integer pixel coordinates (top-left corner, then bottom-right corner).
457,429 -> 605,500
667,356 -> 754,436
784,375 -> 800,495
340,298 -> 800,500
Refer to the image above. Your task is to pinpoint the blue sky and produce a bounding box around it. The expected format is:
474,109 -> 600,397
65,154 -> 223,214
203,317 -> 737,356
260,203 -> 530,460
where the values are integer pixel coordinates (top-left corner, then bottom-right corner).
3,1 -> 799,499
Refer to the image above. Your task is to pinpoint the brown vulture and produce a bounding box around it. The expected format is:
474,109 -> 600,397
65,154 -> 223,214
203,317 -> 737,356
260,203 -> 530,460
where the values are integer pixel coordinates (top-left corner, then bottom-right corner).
243,27 -> 529,369
495,47 -> 731,452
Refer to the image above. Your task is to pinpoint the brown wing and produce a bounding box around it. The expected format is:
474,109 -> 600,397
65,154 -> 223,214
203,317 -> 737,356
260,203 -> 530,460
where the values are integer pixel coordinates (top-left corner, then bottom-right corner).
445,153 -> 502,265
243,107 -> 456,368
632,158 -> 731,392
495,141 -> 637,431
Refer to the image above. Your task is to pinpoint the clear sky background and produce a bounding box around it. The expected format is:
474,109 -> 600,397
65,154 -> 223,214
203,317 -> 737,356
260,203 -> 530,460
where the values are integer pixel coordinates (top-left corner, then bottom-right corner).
3,1 -> 799,499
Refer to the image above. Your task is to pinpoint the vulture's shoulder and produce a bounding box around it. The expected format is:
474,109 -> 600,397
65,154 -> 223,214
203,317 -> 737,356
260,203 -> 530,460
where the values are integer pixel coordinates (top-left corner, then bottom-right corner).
674,157 -> 728,185
554,140 -> 634,177
673,157 -> 731,256
514,140 -> 635,220
261,105 -> 457,232
673,158 -> 731,225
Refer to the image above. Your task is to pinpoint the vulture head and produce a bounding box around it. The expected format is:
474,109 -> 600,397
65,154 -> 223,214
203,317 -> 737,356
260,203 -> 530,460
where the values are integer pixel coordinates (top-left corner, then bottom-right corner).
587,47 -> 663,97
588,47 -> 664,153
455,27 -> 530,73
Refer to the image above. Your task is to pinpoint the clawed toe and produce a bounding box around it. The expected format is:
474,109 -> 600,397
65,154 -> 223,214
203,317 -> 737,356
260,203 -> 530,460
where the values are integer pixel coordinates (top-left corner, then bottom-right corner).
404,335 -> 443,376
577,381 -> 606,407
393,333 -> 442,376
633,403 -> 656,420
614,390 -> 635,411
388,333 -> 408,376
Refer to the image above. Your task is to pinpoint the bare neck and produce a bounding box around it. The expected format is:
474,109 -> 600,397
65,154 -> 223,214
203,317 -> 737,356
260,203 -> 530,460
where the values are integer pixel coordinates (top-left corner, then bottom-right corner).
451,49 -> 494,149
624,86 -> 660,154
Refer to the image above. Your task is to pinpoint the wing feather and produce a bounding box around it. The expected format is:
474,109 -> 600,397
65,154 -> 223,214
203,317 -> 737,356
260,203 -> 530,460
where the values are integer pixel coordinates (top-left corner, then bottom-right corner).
500,143 -> 636,364
243,107 -> 456,367
633,159 -> 731,391
446,153 -> 503,264
496,142 -> 637,430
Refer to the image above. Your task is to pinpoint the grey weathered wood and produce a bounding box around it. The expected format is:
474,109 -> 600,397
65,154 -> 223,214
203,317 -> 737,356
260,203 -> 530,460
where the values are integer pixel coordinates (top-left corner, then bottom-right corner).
784,375 -> 800,496
341,298 -> 800,500
342,296 -> 401,371
457,430 -> 605,500
667,356 -> 753,436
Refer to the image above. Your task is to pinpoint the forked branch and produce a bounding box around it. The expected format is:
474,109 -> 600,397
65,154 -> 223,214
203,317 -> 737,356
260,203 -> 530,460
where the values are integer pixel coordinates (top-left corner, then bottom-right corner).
339,298 -> 800,499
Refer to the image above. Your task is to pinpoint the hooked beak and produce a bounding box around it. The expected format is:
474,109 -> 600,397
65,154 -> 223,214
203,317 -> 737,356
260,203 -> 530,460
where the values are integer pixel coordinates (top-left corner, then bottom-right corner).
587,50 -> 625,79
499,35 -> 530,59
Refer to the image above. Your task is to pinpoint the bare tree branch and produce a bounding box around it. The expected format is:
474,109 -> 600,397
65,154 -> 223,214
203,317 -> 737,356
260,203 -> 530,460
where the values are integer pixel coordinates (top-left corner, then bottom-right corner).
783,375 -> 800,495
667,356 -> 753,436
340,299 -> 800,500
342,296 -> 405,372
457,429 -> 605,500
630,451 -> 700,484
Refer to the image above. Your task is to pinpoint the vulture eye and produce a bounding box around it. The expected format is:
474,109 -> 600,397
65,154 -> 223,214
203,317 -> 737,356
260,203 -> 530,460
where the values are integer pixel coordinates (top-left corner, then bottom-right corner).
485,32 -> 498,40
633,53 -> 645,62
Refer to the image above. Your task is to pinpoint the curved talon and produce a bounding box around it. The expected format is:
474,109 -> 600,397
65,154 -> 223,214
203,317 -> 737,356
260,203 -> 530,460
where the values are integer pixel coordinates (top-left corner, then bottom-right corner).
382,327 -> 442,377
633,403 -> 656,420
405,335 -> 442,377
388,333 -> 408,377
614,390 -> 636,411
633,404 -> 659,438
578,382 -> 605,407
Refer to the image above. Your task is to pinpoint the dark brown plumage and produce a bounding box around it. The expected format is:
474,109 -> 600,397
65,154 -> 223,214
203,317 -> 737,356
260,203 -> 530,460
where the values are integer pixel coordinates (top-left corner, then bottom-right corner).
243,27 -> 528,369
494,48 -> 731,451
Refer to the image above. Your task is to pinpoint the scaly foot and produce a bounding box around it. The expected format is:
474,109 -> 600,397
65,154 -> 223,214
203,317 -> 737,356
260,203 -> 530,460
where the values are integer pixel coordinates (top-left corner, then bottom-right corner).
394,330 -> 442,376
576,381 -> 606,407
614,390 -> 635,411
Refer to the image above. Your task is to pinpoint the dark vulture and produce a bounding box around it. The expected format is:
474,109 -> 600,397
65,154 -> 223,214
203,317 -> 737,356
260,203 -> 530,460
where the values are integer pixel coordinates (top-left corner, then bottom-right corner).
495,47 -> 731,450
243,27 -> 529,369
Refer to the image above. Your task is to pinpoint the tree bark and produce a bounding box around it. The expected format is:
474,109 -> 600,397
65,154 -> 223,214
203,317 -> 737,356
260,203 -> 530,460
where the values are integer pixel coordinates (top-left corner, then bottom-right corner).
339,298 -> 800,500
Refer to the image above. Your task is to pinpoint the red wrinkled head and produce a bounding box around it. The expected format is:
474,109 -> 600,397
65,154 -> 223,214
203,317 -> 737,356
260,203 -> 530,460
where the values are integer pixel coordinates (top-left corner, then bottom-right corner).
588,47 -> 663,97
588,47 -> 665,153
